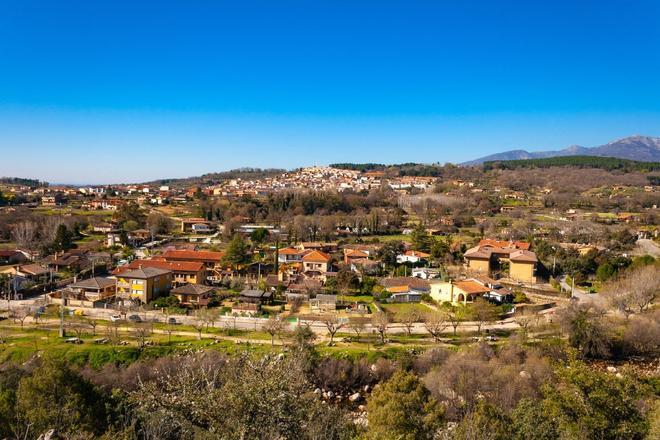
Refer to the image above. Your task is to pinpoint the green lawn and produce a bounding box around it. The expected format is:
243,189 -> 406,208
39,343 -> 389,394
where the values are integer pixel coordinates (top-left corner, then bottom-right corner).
380,302 -> 432,318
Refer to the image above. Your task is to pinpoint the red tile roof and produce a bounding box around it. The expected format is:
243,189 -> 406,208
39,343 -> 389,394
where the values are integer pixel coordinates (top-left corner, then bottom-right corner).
113,259 -> 205,275
302,250 -> 332,262
161,249 -> 223,263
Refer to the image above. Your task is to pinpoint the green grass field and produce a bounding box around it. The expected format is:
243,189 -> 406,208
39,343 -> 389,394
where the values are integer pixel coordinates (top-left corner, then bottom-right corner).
380,302 -> 432,318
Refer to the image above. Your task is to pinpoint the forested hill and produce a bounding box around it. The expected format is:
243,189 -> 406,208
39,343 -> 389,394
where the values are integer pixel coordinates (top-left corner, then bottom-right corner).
330,163 -> 448,176
483,156 -> 660,172
0,177 -> 48,188
142,168 -> 287,187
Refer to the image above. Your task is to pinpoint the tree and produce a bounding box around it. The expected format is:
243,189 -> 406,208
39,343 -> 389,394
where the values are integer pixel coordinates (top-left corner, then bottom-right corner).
469,298 -> 498,334
453,402 -> 511,440
9,307 -> 29,330
114,201 -> 145,229
323,316 -> 345,345
372,312 -> 389,344
15,359 -> 106,437
146,212 -> 172,236
423,311 -> 448,342
51,224 -> 74,252
11,220 -> 38,250
558,303 -> 611,359
132,322 -> 152,348
397,309 -> 419,337
222,234 -> 251,272
447,305 -> 466,336
377,241 -> 405,269
250,227 -> 269,245
335,266 -> 359,293
411,223 -> 432,253
367,370 -> 443,440
348,316 -> 366,342
263,316 -> 285,346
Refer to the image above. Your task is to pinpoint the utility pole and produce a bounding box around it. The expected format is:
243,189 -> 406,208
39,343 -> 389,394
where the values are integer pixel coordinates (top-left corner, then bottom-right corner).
59,290 -> 65,337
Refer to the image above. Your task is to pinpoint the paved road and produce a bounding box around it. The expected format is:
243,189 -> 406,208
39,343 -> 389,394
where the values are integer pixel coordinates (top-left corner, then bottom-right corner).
3,294 -> 522,336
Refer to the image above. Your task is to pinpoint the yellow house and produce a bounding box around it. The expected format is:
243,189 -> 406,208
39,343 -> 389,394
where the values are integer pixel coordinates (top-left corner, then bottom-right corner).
464,240 -> 538,284
116,267 -> 172,303
430,279 -> 491,305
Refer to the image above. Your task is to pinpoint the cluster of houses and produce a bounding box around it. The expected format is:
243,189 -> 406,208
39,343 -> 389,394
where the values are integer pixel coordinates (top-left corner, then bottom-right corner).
0,236 -> 543,317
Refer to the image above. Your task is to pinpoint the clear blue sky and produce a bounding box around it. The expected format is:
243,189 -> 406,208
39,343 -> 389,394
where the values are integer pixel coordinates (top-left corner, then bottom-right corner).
1,0 -> 659,184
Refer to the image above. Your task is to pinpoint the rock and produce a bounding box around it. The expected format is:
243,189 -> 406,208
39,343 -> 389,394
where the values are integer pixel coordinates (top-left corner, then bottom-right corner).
370,364 -> 377,372
326,390 -> 335,399
607,366 -> 617,373
37,430 -> 56,440
519,370 -> 530,379
314,388 -> 322,395
349,392 -> 362,402
616,372 -> 623,379
358,404 -> 366,411
363,384 -> 370,392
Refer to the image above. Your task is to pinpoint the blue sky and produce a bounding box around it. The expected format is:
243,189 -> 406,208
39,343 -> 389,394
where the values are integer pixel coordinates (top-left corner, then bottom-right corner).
1,0 -> 659,184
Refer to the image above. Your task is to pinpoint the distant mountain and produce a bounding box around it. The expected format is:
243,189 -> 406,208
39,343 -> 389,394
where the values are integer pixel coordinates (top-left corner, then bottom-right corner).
462,135 -> 660,165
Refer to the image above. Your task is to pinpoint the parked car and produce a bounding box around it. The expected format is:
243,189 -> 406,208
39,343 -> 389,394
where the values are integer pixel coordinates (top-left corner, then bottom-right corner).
65,337 -> 83,344
167,317 -> 178,325
110,315 -> 122,322
128,315 -> 142,323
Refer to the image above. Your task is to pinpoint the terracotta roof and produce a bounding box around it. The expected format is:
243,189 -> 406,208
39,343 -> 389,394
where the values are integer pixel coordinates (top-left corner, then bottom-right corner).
386,285 -> 411,293
0,250 -> 19,258
114,259 -> 204,275
278,247 -> 302,255
161,249 -> 223,262
404,250 -> 431,258
302,250 -> 332,262
380,277 -> 430,291
454,280 -> 491,295
345,249 -> 369,258
477,239 -> 531,251
464,246 -> 493,259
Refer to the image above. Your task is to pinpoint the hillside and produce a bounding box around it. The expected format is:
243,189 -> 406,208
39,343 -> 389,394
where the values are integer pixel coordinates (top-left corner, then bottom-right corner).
483,155 -> 660,172
463,135 -> 660,165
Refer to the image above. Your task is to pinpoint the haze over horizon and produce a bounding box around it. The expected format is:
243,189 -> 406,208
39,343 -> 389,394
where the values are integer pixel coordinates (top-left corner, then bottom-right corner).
1,0 -> 660,184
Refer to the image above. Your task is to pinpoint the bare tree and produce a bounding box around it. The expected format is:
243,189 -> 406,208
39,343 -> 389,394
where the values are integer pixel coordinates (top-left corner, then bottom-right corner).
10,307 -> 29,329
87,318 -> 99,336
397,309 -> 419,337
628,264 -> 659,313
447,306 -> 466,336
423,311 -> 448,342
191,310 -> 206,340
372,312 -> 389,344
323,316 -> 345,345
133,322 -> 152,348
348,317 -> 366,342
263,316 -> 285,346
470,298 -> 498,334
11,220 -> 38,250
514,314 -> 534,337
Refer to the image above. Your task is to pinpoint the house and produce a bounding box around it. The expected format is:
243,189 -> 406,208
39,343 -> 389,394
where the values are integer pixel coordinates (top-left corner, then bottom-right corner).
349,258 -> 381,275
277,247 -> 306,264
114,259 -> 206,286
66,277 -> 116,301
115,267 -> 172,303
302,250 -> 332,274
191,223 -> 213,234
343,248 -> 370,265
310,294 -> 337,312
298,242 -> 338,253
170,284 -> 214,307
238,289 -> 273,305
380,277 -> 430,303
430,279 -> 491,305
464,239 -> 538,283
0,250 -> 27,265
180,218 -> 211,233
386,285 -> 422,303
160,249 -> 223,269
397,250 -> 431,264
430,276 -> 513,305
412,267 -> 441,280
42,250 -> 91,273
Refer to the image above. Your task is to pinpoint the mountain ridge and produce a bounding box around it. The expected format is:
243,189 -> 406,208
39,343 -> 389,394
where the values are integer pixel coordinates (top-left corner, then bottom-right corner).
462,135 -> 660,165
